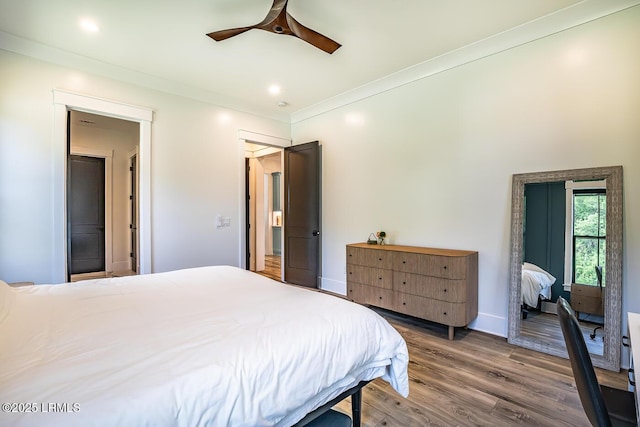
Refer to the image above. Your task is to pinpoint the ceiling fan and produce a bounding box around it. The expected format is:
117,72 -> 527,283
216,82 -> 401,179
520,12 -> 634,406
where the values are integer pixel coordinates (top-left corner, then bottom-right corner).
206,0 -> 341,54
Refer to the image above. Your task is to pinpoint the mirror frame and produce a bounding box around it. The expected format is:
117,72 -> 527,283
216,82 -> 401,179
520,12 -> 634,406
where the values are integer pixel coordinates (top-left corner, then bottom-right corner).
507,166 -> 623,371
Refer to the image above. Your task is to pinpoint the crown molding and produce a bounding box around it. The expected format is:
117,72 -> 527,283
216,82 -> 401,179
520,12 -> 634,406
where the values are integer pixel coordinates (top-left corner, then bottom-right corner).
290,0 -> 640,124
0,31 -> 291,124
1,0 -> 638,126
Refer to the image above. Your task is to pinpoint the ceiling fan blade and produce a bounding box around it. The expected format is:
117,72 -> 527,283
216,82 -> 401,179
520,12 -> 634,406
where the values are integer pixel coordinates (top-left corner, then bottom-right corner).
207,0 -> 342,54
207,27 -> 253,42
260,0 -> 289,26
286,13 -> 341,54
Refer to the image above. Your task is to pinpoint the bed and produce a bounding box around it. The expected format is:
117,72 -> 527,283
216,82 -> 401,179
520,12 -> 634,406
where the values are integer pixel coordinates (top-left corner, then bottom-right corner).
0,266 -> 409,426
521,262 -> 556,308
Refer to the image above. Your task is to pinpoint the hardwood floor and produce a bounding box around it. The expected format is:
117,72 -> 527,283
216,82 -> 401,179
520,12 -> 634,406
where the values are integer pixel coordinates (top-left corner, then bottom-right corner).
70,270 -> 136,282
256,255 -> 282,282
334,309 -> 627,426
521,310 -> 604,355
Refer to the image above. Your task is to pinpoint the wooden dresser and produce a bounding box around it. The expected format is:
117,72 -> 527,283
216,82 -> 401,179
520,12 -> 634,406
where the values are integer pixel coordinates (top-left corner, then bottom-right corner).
571,283 -> 604,317
346,243 -> 478,340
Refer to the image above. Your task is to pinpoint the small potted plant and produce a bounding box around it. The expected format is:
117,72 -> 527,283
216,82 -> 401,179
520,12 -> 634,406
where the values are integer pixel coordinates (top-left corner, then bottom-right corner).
376,231 -> 386,245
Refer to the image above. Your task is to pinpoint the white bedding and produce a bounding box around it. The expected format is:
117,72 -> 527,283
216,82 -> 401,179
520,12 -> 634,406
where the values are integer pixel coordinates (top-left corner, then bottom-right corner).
0,266 -> 409,427
521,262 -> 556,307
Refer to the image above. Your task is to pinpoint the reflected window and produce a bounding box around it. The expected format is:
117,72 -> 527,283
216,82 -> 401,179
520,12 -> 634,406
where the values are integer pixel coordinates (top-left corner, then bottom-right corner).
564,179 -> 606,287
572,190 -> 606,285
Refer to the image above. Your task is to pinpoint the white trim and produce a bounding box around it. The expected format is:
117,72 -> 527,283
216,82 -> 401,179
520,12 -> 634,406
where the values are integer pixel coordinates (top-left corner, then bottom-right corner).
2,2 -> 638,124
291,0 -> 640,123
238,130 -> 291,148
238,130 -> 286,278
53,90 -> 153,282
70,145 -> 114,273
563,179 -> 607,286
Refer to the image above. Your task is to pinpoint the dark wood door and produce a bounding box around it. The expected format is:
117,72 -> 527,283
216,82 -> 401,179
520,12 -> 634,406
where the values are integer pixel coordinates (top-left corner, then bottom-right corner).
284,141 -> 320,288
68,155 -> 105,275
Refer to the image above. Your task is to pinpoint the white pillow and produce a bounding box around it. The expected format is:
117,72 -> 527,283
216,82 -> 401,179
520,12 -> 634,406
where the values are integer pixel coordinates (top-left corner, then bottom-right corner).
522,262 -> 556,287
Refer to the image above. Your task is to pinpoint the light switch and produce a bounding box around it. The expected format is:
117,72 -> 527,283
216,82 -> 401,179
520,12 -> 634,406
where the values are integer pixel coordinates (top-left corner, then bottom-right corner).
216,215 -> 231,228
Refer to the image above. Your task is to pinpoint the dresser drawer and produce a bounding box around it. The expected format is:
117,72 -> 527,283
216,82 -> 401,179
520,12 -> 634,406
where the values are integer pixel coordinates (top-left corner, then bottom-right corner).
392,294 -> 467,326
393,252 -> 467,279
572,283 -> 604,298
347,282 -> 396,308
572,295 -> 604,316
347,265 -> 392,289
393,272 -> 466,302
347,246 -> 393,269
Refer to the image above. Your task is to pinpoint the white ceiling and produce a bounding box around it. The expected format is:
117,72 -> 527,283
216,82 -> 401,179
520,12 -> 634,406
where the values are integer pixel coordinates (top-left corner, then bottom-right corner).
0,0 -> 637,123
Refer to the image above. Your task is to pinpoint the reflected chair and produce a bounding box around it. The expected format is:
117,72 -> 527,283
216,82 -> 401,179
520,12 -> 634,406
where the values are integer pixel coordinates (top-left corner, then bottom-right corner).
557,297 -> 637,426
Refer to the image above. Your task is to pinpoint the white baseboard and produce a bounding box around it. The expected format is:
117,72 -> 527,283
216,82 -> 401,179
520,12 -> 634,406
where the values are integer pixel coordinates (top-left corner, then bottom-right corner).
541,301 -> 557,314
468,312 -> 507,338
320,277 -> 346,295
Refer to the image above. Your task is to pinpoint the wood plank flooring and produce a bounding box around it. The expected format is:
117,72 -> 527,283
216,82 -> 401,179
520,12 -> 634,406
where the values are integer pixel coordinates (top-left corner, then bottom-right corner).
256,255 -> 282,282
333,309 -> 628,427
521,310 -> 604,355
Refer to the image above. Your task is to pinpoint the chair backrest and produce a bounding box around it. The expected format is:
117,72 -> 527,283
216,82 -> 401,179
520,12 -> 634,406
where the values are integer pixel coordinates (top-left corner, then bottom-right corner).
595,266 -> 603,288
556,296 -> 611,427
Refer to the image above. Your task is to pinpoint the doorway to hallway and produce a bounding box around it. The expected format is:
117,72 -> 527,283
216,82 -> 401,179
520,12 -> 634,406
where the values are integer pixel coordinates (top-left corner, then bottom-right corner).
66,110 -> 140,282
245,142 -> 283,282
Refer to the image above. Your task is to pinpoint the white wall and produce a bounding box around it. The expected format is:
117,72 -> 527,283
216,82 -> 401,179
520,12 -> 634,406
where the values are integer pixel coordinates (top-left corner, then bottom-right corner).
0,50 -> 290,283
291,7 -> 640,337
70,116 -> 139,272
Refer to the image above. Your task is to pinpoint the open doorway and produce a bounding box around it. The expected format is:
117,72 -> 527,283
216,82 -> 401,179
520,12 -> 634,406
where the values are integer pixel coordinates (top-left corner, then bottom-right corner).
67,111 -> 140,282
245,142 -> 283,282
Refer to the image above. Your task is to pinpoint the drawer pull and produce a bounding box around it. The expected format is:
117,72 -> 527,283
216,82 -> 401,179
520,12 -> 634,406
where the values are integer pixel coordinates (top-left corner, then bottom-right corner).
379,277 -> 382,280
443,312 -> 447,316
402,260 -> 406,264
402,302 -> 406,305
349,254 -> 352,257
378,258 -> 382,261
403,281 -> 406,285
443,266 -> 447,270
443,289 -> 447,293
629,368 -> 636,387
623,335 -> 630,347
379,296 -> 383,300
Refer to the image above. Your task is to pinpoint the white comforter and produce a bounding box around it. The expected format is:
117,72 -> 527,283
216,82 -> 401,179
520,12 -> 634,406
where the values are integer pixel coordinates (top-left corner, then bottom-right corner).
0,266 -> 409,427
521,262 -> 556,307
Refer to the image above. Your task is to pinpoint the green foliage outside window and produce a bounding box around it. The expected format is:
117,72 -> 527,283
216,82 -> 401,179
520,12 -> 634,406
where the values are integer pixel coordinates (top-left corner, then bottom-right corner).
573,192 -> 606,286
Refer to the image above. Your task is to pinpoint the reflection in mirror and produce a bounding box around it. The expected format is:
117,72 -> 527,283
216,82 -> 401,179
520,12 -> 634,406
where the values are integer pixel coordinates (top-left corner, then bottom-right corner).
508,166 -> 623,372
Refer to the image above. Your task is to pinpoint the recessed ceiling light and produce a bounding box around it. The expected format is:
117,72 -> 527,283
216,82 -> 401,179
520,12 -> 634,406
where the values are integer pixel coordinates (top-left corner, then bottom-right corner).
268,85 -> 281,95
79,18 -> 100,33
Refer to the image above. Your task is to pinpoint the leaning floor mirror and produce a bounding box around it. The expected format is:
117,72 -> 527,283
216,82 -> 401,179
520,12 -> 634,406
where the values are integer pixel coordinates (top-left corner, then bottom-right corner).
507,166 -> 623,371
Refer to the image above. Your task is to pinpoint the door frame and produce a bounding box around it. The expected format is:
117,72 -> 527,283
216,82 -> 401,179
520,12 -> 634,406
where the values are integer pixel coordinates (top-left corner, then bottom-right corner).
237,129 -> 291,279
69,146 -> 114,273
53,90 -> 153,282
128,147 -> 140,273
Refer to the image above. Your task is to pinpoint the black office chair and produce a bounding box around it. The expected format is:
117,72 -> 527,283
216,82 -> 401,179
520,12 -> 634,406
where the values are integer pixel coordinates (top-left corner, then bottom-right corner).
304,409 -> 352,427
557,297 -> 637,426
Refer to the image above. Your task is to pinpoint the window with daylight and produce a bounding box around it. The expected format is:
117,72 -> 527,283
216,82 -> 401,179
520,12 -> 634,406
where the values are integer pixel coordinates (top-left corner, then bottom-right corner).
572,189 -> 606,286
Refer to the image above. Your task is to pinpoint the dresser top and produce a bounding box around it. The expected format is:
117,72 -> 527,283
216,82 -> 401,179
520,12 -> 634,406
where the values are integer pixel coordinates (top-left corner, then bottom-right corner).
347,243 -> 477,257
